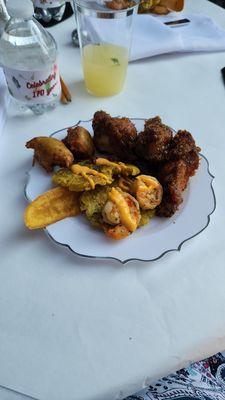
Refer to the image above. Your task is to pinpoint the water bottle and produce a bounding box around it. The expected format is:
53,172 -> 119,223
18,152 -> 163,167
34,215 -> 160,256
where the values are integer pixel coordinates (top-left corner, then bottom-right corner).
33,0 -> 66,23
0,0 -> 61,115
0,0 -> 9,35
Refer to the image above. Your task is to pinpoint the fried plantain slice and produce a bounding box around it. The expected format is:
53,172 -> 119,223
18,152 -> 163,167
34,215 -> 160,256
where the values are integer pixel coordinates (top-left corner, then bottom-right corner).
26,136 -> 74,172
24,187 -> 80,229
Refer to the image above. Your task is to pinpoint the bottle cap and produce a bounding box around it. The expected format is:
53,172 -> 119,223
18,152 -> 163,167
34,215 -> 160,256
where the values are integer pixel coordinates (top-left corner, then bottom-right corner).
7,0 -> 34,19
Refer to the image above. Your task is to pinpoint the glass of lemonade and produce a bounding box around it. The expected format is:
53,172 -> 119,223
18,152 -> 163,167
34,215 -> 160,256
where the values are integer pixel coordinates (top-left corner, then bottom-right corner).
73,0 -> 138,96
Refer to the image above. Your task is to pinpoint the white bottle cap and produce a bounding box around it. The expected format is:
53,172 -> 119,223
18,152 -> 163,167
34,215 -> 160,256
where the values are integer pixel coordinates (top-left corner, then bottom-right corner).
6,0 -> 34,19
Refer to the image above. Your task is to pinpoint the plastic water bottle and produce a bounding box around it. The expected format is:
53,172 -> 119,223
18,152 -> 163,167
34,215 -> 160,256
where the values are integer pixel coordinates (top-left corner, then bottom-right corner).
33,0 -> 66,23
0,0 -> 9,35
0,0 -> 61,115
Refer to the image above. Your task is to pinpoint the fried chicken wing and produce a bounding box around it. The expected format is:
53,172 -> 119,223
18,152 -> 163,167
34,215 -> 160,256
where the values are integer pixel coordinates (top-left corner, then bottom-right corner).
136,116 -> 173,163
135,123 -> 201,217
169,130 -> 199,160
156,159 -> 189,217
156,144 -> 200,218
184,149 -> 200,177
92,111 -> 111,153
62,126 -> 94,160
93,110 -> 137,160
26,136 -> 74,172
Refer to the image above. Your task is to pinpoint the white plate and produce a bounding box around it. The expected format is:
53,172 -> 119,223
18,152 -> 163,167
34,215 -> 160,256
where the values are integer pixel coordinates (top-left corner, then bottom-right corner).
24,118 -> 216,264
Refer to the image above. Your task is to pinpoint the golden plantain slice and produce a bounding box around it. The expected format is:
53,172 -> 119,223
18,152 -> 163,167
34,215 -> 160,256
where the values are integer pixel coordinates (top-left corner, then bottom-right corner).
24,187 -> 80,229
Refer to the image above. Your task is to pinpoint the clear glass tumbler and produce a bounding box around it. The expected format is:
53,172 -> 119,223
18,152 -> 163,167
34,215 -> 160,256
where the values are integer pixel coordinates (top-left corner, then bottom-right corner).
73,0 -> 138,96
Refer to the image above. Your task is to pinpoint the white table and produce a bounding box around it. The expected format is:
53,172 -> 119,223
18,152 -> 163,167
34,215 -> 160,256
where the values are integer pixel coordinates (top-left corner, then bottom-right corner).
1,1 -> 225,399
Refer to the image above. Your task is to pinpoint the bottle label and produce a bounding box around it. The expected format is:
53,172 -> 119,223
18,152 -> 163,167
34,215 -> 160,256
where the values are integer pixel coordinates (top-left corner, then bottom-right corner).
3,63 -> 61,104
33,0 -> 65,8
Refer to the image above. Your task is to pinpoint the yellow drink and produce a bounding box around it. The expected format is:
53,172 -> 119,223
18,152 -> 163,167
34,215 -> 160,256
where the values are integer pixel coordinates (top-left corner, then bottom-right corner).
82,44 -> 129,96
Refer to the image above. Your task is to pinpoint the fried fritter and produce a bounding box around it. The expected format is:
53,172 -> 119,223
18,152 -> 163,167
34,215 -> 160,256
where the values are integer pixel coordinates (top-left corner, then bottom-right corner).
93,111 -> 137,160
136,116 -> 173,163
26,136 -> 74,172
62,126 -> 95,160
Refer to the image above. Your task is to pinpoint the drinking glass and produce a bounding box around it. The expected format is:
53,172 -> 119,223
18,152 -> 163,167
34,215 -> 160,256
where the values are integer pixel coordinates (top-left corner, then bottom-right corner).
73,0 -> 138,96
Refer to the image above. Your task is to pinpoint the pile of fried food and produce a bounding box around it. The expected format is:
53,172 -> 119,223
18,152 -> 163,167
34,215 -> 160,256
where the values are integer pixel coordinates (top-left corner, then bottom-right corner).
138,0 -> 184,15
24,111 -> 200,240
105,0 -> 184,14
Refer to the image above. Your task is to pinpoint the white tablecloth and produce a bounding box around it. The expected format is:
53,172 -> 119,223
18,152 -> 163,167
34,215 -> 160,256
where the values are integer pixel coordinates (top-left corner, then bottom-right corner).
0,1 -> 225,400
0,69 -> 8,134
